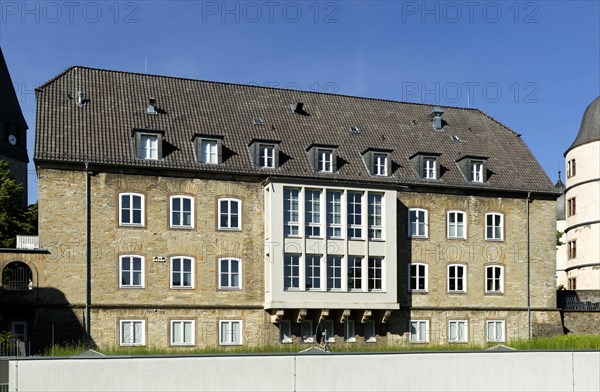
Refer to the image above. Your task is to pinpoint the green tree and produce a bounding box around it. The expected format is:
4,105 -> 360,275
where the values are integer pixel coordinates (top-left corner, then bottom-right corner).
0,160 -> 37,247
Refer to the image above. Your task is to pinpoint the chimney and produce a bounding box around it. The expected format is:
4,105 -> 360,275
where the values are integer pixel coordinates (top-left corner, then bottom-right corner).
430,106 -> 444,131
147,97 -> 157,115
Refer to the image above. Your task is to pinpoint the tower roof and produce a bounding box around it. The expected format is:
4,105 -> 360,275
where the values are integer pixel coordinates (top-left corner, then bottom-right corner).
565,96 -> 600,156
0,47 -> 28,130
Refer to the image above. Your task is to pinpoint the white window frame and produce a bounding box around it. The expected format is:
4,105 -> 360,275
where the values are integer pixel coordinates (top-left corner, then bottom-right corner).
218,198 -> 241,230
486,320 -> 505,342
219,320 -> 242,345
471,161 -> 484,182
423,157 -> 437,179
409,263 -> 428,292
318,149 -> 333,172
326,191 -> 343,239
305,255 -> 322,290
219,258 -> 242,290
447,211 -> 466,239
368,193 -> 383,240
170,256 -> 195,289
280,320 -> 292,343
301,320 -> 314,343
365,320 -> 376,343
322,319 -> 335,343
368,257 -> 383,291
170,320 -> 195,346
327,255 -> 343,291
170,195 -> 194,228
448,320 -> 468,343
373,153 -> 387,176
347,191 -> 363,239
448,264 -> 466,293
485,265 -> 504,294
409,320 -> 429,343
119,255 -> 144,288
140,134 -> 158,160
200,139 -> 218,164
11,321 -> 27,342
284,188 -> 300,237
344,319 -> 356,343
119,193 -> 144,226
120,320 -> 145,346
305,189 -> 322,237
408,208 -> 428,238
485,213 -> 503,241
348,256 -> 363,291
284,254 -> 301,290
258,143 -> 275,168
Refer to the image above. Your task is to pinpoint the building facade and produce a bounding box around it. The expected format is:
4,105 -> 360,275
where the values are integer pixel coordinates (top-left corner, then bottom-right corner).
17,67 -> 563,351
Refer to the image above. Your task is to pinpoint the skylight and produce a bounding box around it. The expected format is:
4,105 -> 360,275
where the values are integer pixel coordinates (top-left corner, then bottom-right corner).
252,116 -> 264,125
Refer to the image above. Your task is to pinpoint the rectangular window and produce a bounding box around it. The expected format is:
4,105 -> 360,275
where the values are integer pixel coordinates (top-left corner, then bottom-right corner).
306,255 -> 322,290
301,320 -> 313,343
200,139 -> 218,164
140,134 -> 158,160
219,320 -> 242,345
567,198 -> 576,217
318,149 -> 333,172
284,189 -> 300,236
423,157 -> 437,179
305,190 -> 322,237
327,256 -> 342,290
120,320 -> 145,346
119,193 -> 144,226
259,144 -> 275,168
219,198 -> 241,230
368,193 -> 383,240
368,257 -> 383,291
409,208 -> 428,238
568,277 -> 577,290
447,211 -> 466,239
409,320 -> 429,343
171,320 -> 194,346
448,320 -> 468,343
365,320 -> 376,343
471,161 -> 484,182
410,263 -> 427,292
280,320 -> 292,343
171,257 -> 194,289
567,159 -> 576,178
347,192 -> 363,239
344,319 -> 356,342
322,320 -> 335,343
120,255 -> 144,288
485,265 -> 503,293
486,320 -> 505,342
170,196 -> 194,228
284,254 -> 300,290
485,213 -> 503,240
568,241 -> 577,259
219,258 -> 241,289
448,264 -> 466,293
348,256 -> 363,291
326,191 -> 343,238
373,153 -> 387,176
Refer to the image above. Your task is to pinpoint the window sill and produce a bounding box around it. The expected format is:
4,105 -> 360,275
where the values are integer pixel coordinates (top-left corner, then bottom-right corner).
218,228 -> 242,232
119,286 -> 145,289
170,343 -> 196,347
447,237 -> 467,241
170,287 -> 195,290
409,290 -> 428,294
485,238 -> 504,242
219,343 -> 242,346
484,291 -> 504,295
447,291 -> 467,294
170,226 -> 195,230
218,287 -> 242,291
119,224 -> 145,228
408,235 -> 429,240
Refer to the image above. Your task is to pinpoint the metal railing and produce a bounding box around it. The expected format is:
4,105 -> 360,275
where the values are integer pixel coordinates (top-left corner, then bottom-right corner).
16,235 -> 39,250
0,340 -> 28,357
563,296 -> 600,311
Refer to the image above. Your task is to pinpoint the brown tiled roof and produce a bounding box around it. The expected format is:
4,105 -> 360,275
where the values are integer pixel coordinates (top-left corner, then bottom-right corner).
34,66 -> 556,194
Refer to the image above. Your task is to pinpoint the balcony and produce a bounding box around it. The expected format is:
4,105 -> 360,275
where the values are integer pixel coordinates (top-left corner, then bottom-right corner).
16,235 -> 39,250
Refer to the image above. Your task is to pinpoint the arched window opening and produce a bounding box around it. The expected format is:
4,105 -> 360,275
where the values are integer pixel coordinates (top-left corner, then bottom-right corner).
2,262 -> 33,291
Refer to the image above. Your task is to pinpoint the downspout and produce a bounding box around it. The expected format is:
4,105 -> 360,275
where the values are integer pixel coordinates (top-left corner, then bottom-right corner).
526,191 -> 531,340
85,162 -> 91,342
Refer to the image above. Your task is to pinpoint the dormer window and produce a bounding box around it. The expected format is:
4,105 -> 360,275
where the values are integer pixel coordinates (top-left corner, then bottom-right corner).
193,134 -> 224,165
362,148 -> 392,176
249,139 -> 280,169
423,157 -> 436,179
471,160 -> 484,183
307,144 -> 338,173
133,130 -> 164,160
410,153 -> 441,180
318,149 -> 333,172
457,156 -> 488,183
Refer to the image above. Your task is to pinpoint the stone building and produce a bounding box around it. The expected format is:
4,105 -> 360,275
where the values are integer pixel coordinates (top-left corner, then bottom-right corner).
25,66 -> 562,351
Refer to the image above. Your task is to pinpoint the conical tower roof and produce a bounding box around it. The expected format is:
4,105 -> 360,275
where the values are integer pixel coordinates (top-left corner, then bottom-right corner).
565,96 -> 600,155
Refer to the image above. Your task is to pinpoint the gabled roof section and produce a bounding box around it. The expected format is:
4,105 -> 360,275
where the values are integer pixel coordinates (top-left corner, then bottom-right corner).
34,66 -> 557,194
0,47 -> 28,130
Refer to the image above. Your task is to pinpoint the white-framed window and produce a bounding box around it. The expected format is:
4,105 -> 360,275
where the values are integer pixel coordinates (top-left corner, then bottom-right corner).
219,258 -> 241,289
318,149 -> 333,172
485,265 -> 504,293
326,191 -> 343,238
368,257 -> 383,291
258,144 -> 275,168
448,264 -> 466,293
284,254 -> 300,290
170,196 -> 194,228
365,320 -> 376,343
448,320 -> 468,343
348,256 -> 363,291
119,193 -> 144,226
327,256 -> 342,290
447,211 -> 466,239
471,161 -> 484,182
368,193 -> 383,240
120,320 -> 145,346
170,256 -> 194,289
170,320 -> 195,346
140,134 -> 158,160
409,320 -> 429,343
200,139 -> 218,164
568,241 -> 577,259
284,188 -> 300,236
347,191 -> 363,239
119,255 -> 144,288
280,320 -> 292,343
219,320 -> 242,345
373,153 -> 387,176
218,198 -> 241,230
423,157 -> 437,179
486,320 -> 505,342
408,208 -> 428,238
305,189 -> 322,237
301,320 -> 313,343
409,263 -> 428,292
306,255 -> 322,290
322,320 -> 335,343
344,319 -> 356,342
485,213 -> 503,240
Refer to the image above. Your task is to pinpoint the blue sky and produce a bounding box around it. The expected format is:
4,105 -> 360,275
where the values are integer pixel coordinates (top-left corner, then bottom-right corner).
1,0 -> 598,204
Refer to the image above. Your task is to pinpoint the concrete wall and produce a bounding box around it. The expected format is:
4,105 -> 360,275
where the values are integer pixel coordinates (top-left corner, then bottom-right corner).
7,351 -> 600,392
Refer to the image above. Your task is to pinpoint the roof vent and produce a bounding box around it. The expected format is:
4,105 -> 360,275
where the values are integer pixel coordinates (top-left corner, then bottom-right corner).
147,98 -> 157,115
290,102 -> 309,115
430,106 -> 444,131
349,125 -> 360,134
451,135 -> 460,142
76,90 -> 86,107
252,116 -> 264,125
